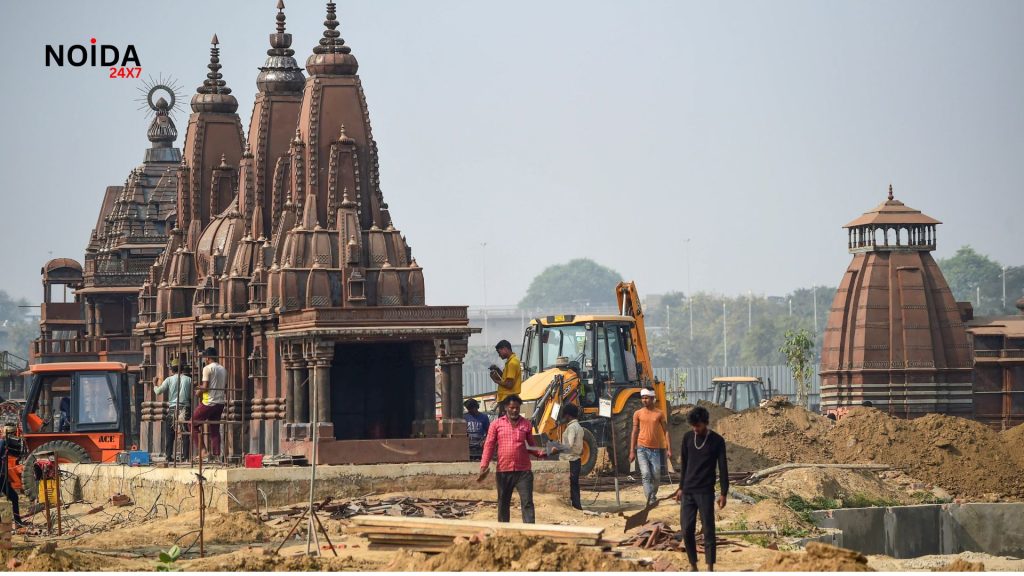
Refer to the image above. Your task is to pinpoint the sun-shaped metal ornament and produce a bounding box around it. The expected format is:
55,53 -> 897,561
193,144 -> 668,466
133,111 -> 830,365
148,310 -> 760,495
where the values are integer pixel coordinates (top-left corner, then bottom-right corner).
136,73 -> 185,118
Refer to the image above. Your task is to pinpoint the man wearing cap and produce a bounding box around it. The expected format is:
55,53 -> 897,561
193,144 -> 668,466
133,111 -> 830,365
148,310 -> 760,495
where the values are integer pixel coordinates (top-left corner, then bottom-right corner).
630,388 -> 672,506
154,359 -> 192,461
463,398 -> 490,461
489,340 -> 521,416
193,347 -> 227,461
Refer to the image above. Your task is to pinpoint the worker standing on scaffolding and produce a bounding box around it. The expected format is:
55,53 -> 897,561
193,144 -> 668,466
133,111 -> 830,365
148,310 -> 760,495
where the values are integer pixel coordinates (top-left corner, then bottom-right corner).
193,347 -> 227,463
154,358 -> 192,462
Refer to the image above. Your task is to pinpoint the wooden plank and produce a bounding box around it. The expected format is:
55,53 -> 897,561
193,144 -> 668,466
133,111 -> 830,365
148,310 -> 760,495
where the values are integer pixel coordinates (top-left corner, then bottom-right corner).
349,515 -> 603,538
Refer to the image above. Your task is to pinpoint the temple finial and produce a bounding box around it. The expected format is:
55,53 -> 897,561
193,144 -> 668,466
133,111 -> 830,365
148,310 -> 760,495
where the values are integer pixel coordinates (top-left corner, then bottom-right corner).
211,33 -> 219,46
276,1 -> 286,34
307,2 -> 358,75
888,183 -> 894,201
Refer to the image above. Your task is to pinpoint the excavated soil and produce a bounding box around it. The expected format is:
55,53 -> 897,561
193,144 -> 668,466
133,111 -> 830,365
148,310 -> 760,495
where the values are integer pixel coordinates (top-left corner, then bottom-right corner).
3,542 -> 126,572
736,499 -> 808,531
746,467 -> 911,505
1001,423 -> 1024,469
933,558 -> 986,571
828,409 -> 1024,499
385,534 -> 646,572
182,547 -> 376,572
713,398 -> 832,470
758,542 -> 874,572
74,510 -> 282,548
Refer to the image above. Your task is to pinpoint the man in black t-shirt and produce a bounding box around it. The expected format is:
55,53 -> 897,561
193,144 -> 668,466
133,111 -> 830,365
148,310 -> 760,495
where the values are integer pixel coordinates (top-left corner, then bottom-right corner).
673,406 -> 728,572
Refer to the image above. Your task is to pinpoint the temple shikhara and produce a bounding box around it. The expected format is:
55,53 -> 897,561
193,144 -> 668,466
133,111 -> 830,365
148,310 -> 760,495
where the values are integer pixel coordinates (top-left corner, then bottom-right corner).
32,2 -> 476,464
819,186 -> 974,417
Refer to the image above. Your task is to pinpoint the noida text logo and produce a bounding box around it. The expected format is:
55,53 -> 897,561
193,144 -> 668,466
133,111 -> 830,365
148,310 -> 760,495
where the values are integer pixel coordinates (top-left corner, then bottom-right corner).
45,38 -> 142,78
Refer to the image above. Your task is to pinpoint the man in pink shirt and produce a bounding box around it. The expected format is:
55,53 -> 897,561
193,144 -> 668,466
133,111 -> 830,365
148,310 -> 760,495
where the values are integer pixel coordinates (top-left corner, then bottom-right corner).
477,394 -> 545,523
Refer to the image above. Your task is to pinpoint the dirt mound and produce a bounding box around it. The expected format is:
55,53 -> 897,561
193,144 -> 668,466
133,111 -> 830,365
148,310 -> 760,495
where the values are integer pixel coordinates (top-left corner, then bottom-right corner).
739,499 -> 808,531
828,409 -> 1024,499
183,546 -> 375,572
748,467 -> 909,505
386,534 -> 645,572
75,510 -> 280,548
758,542 -> 873,572
7,542 -> 112,572
713,401 -> 832,470
933,558 -> 985,571
1001,423 -> 1024,469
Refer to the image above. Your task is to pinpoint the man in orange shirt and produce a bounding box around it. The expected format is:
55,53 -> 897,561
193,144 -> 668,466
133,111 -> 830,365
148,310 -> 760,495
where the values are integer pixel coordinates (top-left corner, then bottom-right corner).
629,388 -> 672,506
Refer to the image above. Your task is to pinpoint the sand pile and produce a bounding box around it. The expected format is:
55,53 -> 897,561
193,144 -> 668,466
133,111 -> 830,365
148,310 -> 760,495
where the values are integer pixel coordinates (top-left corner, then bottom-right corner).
386,534 -> 645,572
6,542 -> 112,572
828,409 -> 1024,499
738,499 -> 808,531
746,467 -> 909,505
669,401 -> 736,466
183,546 -> 375,572
932,558 -> 985,571
75,511 -> 281,548
713,398 -> 832,471
1001,423 -> 1024,469
758,542 -> 873,572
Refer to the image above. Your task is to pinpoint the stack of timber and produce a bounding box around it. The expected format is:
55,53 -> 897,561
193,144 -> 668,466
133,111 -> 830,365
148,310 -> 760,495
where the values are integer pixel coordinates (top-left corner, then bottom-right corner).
346,515 -> 606,553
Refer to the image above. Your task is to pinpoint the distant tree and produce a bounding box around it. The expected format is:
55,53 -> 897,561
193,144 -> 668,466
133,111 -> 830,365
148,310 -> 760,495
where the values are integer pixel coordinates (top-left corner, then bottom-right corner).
0,290 -> 30,324
779,329 -> 814,407
938,246 -> 1023,316
518,259 -> 621,310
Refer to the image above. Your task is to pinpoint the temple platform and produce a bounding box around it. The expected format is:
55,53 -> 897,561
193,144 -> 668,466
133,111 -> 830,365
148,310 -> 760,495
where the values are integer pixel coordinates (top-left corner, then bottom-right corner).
64,460 -> 569,513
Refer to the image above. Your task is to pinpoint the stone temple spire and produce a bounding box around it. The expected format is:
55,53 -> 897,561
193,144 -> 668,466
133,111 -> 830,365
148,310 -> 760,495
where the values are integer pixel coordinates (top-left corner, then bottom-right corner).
147,97 -> 178,147
257,0 -> 305,94
192,34 -> 239,113
306,2 -> 358,76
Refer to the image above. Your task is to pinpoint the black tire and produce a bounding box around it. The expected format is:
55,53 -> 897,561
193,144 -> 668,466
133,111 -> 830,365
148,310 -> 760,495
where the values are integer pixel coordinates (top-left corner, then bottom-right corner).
610,395 -> 643,474
579,428 -> 598,477
21,440 -> 90,501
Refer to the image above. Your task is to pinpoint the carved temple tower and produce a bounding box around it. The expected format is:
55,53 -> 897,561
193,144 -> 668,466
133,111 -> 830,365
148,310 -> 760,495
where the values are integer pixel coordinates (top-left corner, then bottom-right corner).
819,186 -> 974,417
136,2 -> 476,463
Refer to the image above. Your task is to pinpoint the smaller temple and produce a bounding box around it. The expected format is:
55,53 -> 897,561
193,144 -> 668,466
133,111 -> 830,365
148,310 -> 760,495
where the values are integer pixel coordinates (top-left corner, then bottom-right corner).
965,298 -> 1024,429
32,88 -> 181,367
820,185 -> 974,417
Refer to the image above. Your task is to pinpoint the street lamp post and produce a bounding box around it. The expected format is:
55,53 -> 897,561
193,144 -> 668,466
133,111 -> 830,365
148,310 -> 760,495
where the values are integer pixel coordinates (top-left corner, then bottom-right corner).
1003,266 -> 1008,310
687,238 -> 693,341
481,242 -> 488,346
722,300 -> 728,369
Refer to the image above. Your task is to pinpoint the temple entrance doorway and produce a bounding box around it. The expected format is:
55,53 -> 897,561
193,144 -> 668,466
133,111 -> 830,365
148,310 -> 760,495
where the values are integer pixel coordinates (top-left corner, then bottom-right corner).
330,343 -> 415,440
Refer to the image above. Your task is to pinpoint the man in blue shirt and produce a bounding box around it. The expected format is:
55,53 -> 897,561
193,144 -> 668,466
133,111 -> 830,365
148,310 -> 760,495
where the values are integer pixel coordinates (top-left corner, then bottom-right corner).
154,359 -> 192,462
463,398 -> 490,461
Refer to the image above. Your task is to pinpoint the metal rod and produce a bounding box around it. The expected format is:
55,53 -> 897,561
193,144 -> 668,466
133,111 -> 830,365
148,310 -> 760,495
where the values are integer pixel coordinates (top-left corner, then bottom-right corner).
54,456 -> 62,536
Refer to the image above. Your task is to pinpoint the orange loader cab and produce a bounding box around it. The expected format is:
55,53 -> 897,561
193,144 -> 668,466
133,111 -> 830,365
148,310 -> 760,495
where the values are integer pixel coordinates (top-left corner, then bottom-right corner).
17,362 -> 132,497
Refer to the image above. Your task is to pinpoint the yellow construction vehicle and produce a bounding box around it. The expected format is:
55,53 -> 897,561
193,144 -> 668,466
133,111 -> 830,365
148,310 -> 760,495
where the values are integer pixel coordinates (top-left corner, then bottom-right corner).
518,282 -> 669,475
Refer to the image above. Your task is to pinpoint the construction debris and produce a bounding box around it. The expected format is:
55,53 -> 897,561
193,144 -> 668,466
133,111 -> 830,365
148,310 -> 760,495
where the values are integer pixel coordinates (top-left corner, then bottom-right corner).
346,515 -> 605,553
618,522 -> 736,552
326,496 -> 482,520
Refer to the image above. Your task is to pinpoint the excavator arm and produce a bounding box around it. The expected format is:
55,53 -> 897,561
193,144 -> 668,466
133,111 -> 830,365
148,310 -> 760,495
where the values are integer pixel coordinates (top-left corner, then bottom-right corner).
615,281 -> 669,417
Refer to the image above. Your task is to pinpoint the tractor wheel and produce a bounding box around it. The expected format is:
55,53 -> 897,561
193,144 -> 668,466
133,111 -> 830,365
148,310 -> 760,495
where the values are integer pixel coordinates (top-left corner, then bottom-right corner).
21,440 -> 90,501
578,428 -> 598,477
610,395 -> 643,474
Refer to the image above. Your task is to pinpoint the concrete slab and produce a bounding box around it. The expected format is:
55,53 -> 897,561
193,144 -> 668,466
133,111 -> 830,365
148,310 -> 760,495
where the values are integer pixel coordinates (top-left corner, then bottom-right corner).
945,503 -> 1024,558
65,461 -> 569,513
811,507 -> 886,554
809,503 -> 1024,559
884,505 -> 941,558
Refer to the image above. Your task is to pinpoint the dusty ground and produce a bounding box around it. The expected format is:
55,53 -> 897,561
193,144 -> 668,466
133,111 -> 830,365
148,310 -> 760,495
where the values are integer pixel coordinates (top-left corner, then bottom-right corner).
4,403 -> 1024,571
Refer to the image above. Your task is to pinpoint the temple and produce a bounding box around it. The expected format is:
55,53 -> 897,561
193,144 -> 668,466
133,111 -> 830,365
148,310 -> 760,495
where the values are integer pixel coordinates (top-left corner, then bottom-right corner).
132,2 -> 475,463
31,2 -> 475,463
819,186 -> 974,417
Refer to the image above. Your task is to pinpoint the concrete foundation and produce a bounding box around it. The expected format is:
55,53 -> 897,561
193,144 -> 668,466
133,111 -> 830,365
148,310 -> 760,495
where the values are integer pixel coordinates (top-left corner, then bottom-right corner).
66,461 -> 569,513
811,503 -> 1024,559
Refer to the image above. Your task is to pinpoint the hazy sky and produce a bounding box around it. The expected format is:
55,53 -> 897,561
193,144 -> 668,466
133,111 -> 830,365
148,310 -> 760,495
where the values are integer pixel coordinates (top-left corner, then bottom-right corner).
1,0 -> 1021,307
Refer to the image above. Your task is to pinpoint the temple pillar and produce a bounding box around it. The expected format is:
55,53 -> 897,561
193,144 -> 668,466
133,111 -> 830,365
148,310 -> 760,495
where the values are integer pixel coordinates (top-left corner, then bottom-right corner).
309,342 -> 334,439
411,341 -> 438,437
291,348 -> 309,438
439,338 -> 468,437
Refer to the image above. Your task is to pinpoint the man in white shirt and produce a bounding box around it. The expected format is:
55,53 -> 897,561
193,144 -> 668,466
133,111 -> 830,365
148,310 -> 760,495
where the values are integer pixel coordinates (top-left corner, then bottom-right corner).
551,403 -> 585,509
154,359 -> 192,461
192,347 -> 227,461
